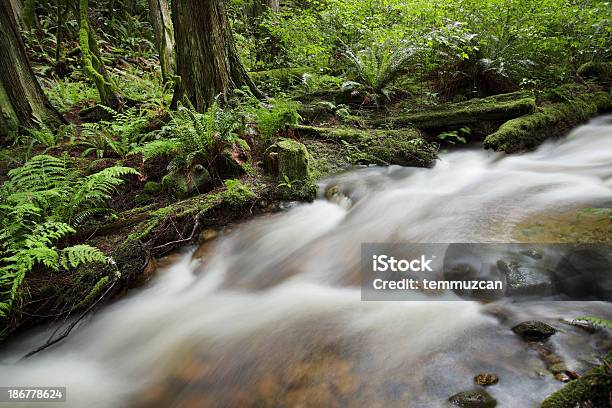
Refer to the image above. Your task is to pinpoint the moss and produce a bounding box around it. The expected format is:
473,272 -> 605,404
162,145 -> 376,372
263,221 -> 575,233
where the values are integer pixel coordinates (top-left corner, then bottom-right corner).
577,62 -> 611,85
370,91 -> 536,130
266,138 -> 311,181
264,138 -> 317,200
484,91 -> 612,153
161,165 -> 212,199
71,275 -> 110,311
222,179 -> 257,206
540,356 -> 611,408
143,181 -> 162,195
296,125 -> 437,168
0,81 -> 19,141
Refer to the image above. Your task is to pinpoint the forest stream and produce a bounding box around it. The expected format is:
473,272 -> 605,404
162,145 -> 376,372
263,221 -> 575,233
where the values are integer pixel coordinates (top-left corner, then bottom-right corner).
0,117 -> 611,407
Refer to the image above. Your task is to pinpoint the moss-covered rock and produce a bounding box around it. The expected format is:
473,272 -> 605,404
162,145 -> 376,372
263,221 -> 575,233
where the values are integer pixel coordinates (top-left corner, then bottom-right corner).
512,320 -> 557,341
484,91 -> 612,153
296,125 -> 437,167
143,181 -> 162,195
265,138 -> 316,201
540,356 -> 611,408
265,138 -> 311,181
369,91 -> 536,130
161,164 -> 212,199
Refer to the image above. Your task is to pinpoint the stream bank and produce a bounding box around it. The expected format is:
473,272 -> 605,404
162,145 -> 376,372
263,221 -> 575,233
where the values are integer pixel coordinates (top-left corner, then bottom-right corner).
2,81 -> 610,344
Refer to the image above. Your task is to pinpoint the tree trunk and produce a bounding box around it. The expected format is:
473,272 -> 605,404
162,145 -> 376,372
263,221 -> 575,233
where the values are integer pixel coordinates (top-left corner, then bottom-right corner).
0,0 -> 64,143
78,0 -> 122,110
245,0 -> 278,18
171,0 -> 262,112
8,0 -> 22,21
147,0 -> 174,82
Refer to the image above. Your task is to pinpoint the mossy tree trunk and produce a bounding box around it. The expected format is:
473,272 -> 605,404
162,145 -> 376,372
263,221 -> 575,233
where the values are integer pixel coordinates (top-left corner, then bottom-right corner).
147,0 -> 174,82
78,0 -> 122,110
171,0 -> 262,112
0,0 -> 64,143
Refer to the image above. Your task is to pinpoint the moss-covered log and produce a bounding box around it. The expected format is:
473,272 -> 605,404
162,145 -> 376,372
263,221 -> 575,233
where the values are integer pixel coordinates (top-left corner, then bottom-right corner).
296,125 -> 437,168
0,0 -> 64,143
539,356 -> 611,408
369,91 -> 536,130
484,91 -> 612,153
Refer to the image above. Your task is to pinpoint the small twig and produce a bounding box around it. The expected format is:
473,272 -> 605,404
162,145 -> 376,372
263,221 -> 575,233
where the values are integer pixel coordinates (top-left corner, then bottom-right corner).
152,216 -> 201,251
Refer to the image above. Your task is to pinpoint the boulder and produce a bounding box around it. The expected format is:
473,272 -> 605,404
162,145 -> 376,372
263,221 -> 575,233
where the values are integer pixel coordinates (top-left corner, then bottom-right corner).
512,321 -> 556,341
162,165 -> 212,199
497,260 -> 553,297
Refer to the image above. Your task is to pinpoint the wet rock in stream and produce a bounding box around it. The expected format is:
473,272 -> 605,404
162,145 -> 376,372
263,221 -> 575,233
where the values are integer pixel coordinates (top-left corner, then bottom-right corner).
448,390 -> 497,408
497,259 -> 553,297
474,373 -> 499,386
512,321 -> 557,341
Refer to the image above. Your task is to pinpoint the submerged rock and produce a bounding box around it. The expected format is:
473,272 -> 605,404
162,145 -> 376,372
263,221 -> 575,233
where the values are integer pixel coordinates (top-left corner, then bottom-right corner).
474,373 -> 499,386
497,260 -> 553,297
449,390 -> 497,408
512,321 -> 557,341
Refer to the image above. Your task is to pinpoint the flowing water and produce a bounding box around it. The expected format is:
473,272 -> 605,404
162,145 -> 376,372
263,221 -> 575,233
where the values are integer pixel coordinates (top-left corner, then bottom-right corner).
1,117 -> 612,407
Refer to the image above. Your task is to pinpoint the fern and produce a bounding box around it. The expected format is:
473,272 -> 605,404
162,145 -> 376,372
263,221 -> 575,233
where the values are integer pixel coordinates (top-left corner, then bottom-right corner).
0,155 -> 137,318
60,245 -> 107,269
130,138 -> 182,161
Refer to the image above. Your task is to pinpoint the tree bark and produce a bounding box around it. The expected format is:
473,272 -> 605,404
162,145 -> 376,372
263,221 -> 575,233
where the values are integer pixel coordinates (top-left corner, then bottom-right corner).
171,0 -> 262,112
8,0 -> 22,21
0,0 -> 64,143
147,0 -> 174,82
78,0 -> 122,110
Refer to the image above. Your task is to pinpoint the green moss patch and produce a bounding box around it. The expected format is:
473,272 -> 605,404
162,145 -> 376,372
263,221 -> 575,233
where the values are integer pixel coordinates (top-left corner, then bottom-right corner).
484,91 -> 612,153
369,91 -> 536,130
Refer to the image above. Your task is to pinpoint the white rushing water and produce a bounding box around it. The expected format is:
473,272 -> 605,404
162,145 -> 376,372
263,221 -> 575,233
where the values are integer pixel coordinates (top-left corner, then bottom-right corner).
1,117 -> 611,407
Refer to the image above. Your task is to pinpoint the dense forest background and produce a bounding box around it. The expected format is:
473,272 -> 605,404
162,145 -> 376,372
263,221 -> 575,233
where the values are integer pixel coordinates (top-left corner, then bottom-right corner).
0,0 -> 611,344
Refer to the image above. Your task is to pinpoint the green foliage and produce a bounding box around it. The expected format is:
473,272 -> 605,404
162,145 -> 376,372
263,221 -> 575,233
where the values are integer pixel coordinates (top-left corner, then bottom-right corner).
437,127 -> 471,145
222,179 -> 256,206
253,99 -> 302,145
80,106 -> 155,158
44,78 -> 99,112
0,155 -> 136,317
574,317 -> 612,330
133,101 -> 243,171
343,41 -> 418,95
